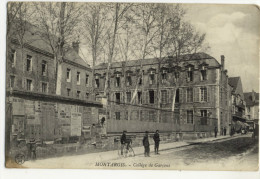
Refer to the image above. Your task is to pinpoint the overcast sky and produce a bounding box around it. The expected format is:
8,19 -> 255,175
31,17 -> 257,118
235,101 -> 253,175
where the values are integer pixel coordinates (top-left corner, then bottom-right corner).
78,3 -> 260,93
183,4 -> 259,92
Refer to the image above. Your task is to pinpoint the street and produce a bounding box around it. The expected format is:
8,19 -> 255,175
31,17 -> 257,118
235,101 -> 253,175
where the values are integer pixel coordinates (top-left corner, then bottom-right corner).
108,134 -> 258,171
22,134 -> 259,170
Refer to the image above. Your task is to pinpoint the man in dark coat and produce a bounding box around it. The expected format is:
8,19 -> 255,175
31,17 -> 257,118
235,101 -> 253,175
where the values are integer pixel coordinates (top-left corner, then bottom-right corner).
120,130 -> 127,155
214,126 -> 218,138
153,130 -> 160,155
223,127 -> 227,136
143,131 -> 150,157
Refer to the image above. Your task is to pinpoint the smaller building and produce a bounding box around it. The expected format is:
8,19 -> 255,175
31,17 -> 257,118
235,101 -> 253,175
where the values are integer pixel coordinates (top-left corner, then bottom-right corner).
228,77 -> 247,132
244,90 -> 259,131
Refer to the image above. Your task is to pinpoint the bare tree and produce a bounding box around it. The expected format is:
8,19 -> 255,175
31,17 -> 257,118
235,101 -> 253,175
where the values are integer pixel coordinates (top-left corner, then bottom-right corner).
33,2 -> 84,94
82,3 -> 109,99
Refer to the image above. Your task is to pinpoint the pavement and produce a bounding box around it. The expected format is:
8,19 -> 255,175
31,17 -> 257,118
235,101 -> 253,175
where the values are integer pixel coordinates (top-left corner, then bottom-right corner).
22,134 -> 242,169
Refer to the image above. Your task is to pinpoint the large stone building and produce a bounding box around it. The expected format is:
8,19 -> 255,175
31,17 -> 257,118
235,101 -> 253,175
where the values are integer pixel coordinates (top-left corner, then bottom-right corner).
6,28 -> 101,145
94,53 -> 231,135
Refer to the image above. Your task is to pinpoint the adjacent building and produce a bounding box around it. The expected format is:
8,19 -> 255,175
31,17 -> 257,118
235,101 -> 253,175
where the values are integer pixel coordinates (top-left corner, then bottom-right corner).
244,90 -> 259,130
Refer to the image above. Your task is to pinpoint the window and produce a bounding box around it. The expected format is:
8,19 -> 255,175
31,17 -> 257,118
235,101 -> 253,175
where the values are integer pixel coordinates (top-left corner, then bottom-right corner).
187,88 -> 193,102
175,89 -> 179,103
76,91 -> 81,98
162,70 -> 167,83
187,68 -> 193,82
201,67 -> 207,81
115,93 -> 120,104
10,75 -> 15,88
95,77 -> 100,88
86,93 -> 89,99
85,75 -> 89,86
126,76 -> 132,86
77,72 -> 80,85
161,90 -> 167,104
200,110 -> 207,125
115,77 -> 120,87
149,74 -> 155,85
200,87 -> 207,102
174,72 -> 179,81
115,112 -> 120,120
187,110 -> 193,124
67,88 -> 71,96
26,55 -> 32,71
138,91 -> 142,104
42,60 -> 47,76
126,92 -> 131,103
66,68 -> 71,82
149,90 -> 154,104
42,82 -> 47,93
125,111 -> 128,120
138,77 -> 142,85
149,111 -> 156,122
10,49 -> 16,67
26,79 -> 32,91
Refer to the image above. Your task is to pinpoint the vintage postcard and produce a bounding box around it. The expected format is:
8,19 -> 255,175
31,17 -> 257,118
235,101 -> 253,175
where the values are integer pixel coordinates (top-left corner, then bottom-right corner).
5,1 -> 259,171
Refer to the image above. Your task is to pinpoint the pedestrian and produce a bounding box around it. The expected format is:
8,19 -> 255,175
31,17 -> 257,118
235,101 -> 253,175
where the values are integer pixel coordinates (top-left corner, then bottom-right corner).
153,130 -> 160,155
143,131 -> 150,157
214,126 -> 218,138
101,117 -> 105,127
120,130 -> 127,155
28,138 -> 37,160
223,127 -> 227,136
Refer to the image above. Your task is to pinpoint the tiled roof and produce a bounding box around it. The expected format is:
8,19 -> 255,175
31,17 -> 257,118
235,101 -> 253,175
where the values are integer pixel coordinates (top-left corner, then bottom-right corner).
12,22 -> 89,68
228,77 -> 240,90
244,91 -> 259,106
94,52 -> 219,69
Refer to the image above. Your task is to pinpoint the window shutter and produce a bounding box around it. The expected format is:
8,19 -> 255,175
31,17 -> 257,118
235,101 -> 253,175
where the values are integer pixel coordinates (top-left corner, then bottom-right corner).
207,86 -> 210,102
195,87 -> 200,102
179,88 -> 183,103
193,88 -> 196,102
166,90 -> 169,104
154,90 -> 157,104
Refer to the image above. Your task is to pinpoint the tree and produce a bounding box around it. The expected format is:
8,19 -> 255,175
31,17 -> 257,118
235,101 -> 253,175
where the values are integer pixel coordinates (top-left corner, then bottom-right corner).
33,2 -> 84,94
82,3 -> 109,99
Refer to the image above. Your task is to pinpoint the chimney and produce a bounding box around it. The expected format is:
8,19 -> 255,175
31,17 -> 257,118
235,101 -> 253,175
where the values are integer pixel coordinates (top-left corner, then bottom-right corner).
221,55 -> 225,70
72,41 -> 79,54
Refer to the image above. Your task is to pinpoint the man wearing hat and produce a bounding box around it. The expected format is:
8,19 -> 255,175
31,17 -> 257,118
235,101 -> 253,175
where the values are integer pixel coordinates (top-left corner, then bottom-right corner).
143,131 -> 150,157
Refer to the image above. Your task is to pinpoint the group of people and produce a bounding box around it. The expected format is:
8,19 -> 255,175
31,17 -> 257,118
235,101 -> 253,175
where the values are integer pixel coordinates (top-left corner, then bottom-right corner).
120,130 -> 160,157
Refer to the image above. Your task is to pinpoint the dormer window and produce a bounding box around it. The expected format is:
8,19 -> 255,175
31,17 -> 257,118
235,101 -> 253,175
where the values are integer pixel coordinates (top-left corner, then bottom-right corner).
126,75 -> 132,86
161,69 -> 167,83
149,71 -> 155,85
187,67 -> 193,82
116,76 -> 120,87
200,66 -> 207,81
95,75 -> 100,88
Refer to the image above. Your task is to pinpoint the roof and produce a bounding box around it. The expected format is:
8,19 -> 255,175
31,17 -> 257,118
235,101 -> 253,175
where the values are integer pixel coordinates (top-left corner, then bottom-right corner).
11,21 -> 90,69
244,91 -> 259,106
228,77 -> 240,89
94,52 -> 219,69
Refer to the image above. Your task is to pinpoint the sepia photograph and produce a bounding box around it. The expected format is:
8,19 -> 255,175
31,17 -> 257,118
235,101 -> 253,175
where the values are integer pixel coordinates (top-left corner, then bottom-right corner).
4,0 -> 260,172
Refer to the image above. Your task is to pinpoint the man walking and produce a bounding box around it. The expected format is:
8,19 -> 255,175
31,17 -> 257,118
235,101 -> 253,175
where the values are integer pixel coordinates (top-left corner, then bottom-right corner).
120,130 -> 127,155
143,131 -> 150,157
214,126 -> 218,138
153,130 -> 160,155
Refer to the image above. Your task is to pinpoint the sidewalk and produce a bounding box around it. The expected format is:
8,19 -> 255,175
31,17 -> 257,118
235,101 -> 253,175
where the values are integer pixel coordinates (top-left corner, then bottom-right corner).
22,134 -> 241,168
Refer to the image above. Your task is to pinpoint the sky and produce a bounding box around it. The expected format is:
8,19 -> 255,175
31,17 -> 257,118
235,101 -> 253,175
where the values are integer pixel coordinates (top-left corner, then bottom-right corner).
79,3 -> 259,93
183,4 -> 260,92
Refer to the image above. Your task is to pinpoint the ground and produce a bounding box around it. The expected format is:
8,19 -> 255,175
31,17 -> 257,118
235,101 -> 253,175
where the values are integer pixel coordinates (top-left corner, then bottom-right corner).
21,134 -> 259,171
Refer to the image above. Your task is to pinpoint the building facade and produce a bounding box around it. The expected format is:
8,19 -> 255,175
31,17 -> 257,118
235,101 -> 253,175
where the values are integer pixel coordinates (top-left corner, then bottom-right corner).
94,53 -> 231,134
228,77 -> 247,131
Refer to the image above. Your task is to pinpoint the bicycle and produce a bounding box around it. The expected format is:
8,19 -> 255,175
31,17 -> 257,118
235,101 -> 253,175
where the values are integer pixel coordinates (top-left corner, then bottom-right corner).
117,140 -> 135,158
